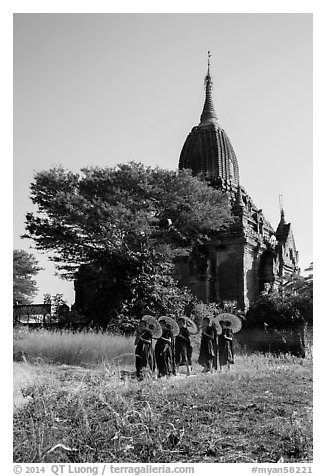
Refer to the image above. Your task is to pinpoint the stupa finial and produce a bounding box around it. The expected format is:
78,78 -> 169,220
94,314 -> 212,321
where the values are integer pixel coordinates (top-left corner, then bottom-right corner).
200,51 -> 218,125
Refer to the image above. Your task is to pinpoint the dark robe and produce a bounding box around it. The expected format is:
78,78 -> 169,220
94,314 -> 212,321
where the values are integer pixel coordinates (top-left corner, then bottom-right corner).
218,328 -> 234,366
211,323 -> 219,370
135,329 -> 155,379
198,325 -> 215,368
175,327 -> 192,366
155,328 -> 173,377
134,327 -> 144,345
171,333 -> 176,375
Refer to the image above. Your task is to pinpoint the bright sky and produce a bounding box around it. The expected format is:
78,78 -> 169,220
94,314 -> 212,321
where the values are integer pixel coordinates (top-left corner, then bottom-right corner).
13,13 -> 312,305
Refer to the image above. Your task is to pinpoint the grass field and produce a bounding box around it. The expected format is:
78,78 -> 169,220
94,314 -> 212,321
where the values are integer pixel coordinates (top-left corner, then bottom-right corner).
14,328 -> 135,366
13,330 -> 313,464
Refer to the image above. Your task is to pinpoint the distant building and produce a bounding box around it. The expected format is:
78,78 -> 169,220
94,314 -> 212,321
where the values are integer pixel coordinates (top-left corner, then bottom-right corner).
13,303 -> 51,326
176,54 -> 299,310
13,302 -> 70,326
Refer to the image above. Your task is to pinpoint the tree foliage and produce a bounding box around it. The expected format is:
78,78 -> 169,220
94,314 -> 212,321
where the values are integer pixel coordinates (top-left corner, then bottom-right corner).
24,163 -> 232,273
23,162 -> 233,329
43,293 -> 67,315
13,250 -> 42,304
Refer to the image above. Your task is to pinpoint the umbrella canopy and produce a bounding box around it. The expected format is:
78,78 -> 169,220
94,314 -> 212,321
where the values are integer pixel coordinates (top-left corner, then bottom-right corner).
158,316 -> 180,337
212,313 -> 242,334
211,319 -> 222,335
141,315 -> 162,339
177,316 -> 198,335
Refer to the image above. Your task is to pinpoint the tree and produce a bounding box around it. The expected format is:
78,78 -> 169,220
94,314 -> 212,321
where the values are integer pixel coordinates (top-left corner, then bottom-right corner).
43,293 -> 67,314
43,293 -> 68,326
43,293 -> 52,305
23,162 -> 233,328
281,273 -> 313,323
13,250 -> 42,304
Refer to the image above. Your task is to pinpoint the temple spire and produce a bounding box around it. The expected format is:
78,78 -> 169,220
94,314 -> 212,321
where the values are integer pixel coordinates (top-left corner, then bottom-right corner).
199,51 -> 218,126
276,195 -> 288,240
207,50 -> 211,75
279,195 -> 286,224
280,208 -> 285,222
236,184 -> 245,207
233,183 -> 245,216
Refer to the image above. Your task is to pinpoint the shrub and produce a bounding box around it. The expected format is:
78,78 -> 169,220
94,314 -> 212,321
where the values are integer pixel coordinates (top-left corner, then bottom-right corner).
246,288 -> 312,330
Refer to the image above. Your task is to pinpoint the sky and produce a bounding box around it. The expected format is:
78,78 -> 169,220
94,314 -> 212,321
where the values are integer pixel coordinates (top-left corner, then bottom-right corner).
13,13 -> 312,306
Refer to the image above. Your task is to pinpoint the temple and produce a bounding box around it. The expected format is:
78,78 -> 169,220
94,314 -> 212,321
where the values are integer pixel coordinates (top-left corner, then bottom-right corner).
73,53 -> 300,316
175,52 -> 299,310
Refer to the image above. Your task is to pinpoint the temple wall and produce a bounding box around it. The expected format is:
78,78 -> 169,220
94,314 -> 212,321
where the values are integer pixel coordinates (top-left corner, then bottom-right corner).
243,244 -> 258,310
243,241 -> 270,309
174,229 -> 277,311
174,237 -> 247,308
212,240 -> 244,307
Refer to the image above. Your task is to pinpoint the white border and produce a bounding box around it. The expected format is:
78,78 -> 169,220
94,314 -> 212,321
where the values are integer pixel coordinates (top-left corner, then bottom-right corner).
3,1 -> 323,474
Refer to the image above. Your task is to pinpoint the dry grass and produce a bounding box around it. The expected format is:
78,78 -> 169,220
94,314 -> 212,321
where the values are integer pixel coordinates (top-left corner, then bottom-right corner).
13,352 -> 313,464
13,328 -> 135,367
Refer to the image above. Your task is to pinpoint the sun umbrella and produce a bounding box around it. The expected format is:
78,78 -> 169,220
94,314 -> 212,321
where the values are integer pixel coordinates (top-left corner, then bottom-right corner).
141,315 -> 162,339
178,316 -> 198,335
212,312 -> 242,334
158,316 -> 180,337
211,319 -> 222,335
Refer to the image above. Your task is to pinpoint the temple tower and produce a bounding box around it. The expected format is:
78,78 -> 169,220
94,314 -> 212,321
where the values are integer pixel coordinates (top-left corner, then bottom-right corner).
176,53 -> 299,310
179,51 -> 239,189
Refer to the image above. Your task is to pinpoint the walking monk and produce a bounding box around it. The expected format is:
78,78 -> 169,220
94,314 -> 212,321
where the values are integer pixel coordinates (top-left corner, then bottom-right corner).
175,317 -> 192,376
198,317 -> 215,373
218,320 -> 234,372
135,320 -> 155,380
154,319 -> 174,378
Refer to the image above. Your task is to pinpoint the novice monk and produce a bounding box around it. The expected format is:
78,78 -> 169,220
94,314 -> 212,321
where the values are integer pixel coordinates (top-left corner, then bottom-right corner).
175,317 -> 192,376
218,320 -> 234,372
198,317 -> 215,373
135,321 -> 155,380
211,321 -> 219,371
134,320 -> 146,345
166,323 -> 177,376
155,319 -> 173,378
